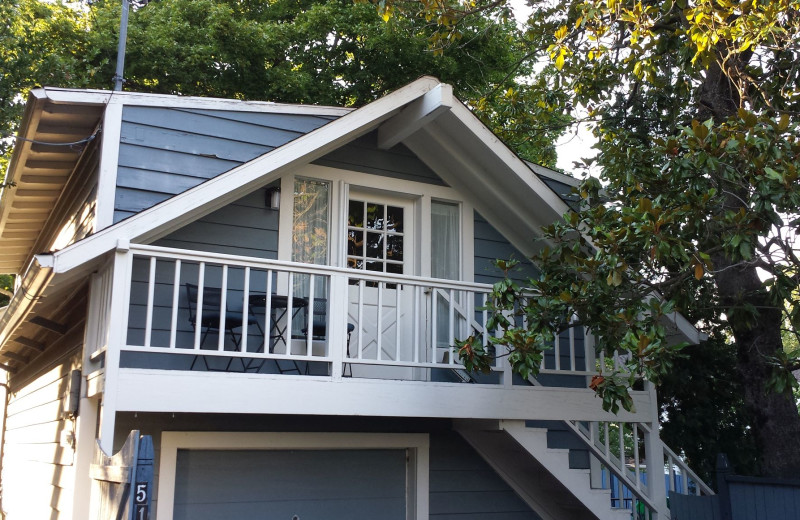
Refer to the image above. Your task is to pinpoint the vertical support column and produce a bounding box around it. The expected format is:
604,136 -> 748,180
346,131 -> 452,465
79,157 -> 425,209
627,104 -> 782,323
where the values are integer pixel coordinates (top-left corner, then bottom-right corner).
72,271 -> 108,519
99,243 -> 134,454
643,380 -> 668,519
329,274 -> 347,380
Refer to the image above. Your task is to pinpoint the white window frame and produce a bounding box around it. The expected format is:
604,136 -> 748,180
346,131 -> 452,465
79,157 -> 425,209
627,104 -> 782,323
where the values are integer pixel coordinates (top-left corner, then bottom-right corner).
156,431 -> 430,520
277,164 -> 474,281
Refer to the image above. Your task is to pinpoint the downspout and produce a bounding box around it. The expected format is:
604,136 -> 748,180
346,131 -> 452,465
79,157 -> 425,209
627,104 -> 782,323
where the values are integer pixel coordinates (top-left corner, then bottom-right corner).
0,256 -> 55,350
0,379 -> 7,520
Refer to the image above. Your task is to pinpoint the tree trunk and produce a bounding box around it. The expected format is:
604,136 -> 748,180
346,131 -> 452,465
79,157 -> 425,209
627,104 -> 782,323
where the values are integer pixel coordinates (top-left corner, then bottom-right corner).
712,259 -> 800,477
701,55 -> 800,478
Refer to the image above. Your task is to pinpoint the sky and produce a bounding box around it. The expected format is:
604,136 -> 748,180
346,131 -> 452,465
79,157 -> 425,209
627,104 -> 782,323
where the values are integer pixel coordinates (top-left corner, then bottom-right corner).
508,0 -> 597,175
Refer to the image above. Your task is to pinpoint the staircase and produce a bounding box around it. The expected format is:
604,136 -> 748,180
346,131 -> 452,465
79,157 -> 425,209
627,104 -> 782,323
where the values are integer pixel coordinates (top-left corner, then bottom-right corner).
457,419 -> 632,520
457,415 -> 715,520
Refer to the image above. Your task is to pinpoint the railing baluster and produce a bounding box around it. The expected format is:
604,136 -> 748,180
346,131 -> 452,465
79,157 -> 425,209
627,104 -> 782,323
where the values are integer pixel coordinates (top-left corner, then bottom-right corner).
448,289 -> 455,363
144,256 -> 157,348
306,274 -> 315,357
633,423 -> 640,490
265,270 -> 273,352
193,262 -> 205,351
394,284 -> 401,362
413,285 -> 419,364
377,282 -> 383,361
569,325 -> 576,371
357,280 -> 364,359
241,267 -> 250,354
285,272 -> 294,356
218,265 -> 228,352
431,289 -> 438,362
618,422 -> 626,472
169,260 -> 181,349
668,454 -> 675,492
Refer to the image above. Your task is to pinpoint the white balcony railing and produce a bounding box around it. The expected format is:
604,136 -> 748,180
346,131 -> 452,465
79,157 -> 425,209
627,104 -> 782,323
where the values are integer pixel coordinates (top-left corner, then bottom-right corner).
97,244 -> 591,385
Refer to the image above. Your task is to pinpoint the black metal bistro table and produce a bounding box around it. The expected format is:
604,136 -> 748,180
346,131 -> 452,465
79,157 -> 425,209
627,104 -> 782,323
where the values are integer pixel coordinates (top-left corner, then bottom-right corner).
248,293 -> 309,353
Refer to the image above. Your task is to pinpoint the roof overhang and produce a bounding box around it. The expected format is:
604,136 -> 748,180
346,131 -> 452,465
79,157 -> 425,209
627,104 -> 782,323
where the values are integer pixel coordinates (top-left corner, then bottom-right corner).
0,88 -> 354,276
0,89 -> 106,274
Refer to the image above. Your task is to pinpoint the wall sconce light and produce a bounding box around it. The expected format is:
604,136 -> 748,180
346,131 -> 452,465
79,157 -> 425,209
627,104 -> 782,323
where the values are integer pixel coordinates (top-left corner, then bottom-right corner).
266,186 -> 280,210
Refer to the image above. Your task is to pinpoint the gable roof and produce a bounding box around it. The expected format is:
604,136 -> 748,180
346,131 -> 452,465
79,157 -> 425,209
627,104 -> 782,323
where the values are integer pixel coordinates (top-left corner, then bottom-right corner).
0,87 -> 351,274
42,77 -> 570,275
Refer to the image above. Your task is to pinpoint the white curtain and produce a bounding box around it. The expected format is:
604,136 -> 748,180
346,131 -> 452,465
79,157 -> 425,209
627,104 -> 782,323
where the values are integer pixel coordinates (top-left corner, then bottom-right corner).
293,178 -> 329,299
431,202 -> 460,352
431,201 -> 459,280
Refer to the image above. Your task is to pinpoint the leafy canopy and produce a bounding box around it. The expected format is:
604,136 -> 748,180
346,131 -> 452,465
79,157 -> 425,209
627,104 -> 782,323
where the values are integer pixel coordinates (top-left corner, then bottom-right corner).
382,0 -> 800,476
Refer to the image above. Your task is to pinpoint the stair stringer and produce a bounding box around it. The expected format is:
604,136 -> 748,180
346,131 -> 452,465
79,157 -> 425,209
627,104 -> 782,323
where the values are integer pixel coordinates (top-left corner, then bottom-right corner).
456,420 -> 629,520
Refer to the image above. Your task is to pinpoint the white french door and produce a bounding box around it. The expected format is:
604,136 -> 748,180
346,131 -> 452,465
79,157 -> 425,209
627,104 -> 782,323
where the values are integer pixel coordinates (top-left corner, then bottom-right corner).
346,194 -> 415,374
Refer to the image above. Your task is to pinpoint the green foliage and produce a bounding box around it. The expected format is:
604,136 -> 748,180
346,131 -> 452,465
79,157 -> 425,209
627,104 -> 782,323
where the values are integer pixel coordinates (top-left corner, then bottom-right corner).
382,0 -> 800,475
0,0 -> 564,169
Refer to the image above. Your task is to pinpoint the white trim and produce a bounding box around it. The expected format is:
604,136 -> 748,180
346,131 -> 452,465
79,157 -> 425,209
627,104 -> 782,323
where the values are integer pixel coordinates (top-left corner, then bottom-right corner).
95,102 -> 123,230
114,368 -> 652,422
461,200 -> 475,282
156,431 -> 430,520
39,86 -> 353,116
377,84 -> 453,149
49,77 -> 443,274
524,161 -> 581,188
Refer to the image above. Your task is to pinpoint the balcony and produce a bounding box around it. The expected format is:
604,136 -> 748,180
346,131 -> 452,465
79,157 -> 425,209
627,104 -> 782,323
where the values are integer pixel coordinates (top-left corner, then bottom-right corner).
87,244 -> 653,423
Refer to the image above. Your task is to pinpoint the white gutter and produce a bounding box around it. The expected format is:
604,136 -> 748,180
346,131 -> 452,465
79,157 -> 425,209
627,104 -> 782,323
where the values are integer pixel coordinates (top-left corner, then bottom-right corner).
0,256 -> 55,365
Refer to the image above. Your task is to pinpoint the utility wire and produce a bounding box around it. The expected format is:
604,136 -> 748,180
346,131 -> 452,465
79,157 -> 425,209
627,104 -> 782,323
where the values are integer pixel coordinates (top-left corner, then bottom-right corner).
4,133 -> 97,147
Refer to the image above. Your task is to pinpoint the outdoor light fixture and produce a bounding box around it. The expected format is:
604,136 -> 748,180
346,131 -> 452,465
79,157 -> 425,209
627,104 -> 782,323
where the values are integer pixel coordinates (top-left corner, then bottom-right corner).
266,187 -> 281,210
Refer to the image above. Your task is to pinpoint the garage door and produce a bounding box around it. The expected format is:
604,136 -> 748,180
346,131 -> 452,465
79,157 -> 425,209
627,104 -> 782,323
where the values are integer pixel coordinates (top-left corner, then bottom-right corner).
173,449 -> 407,520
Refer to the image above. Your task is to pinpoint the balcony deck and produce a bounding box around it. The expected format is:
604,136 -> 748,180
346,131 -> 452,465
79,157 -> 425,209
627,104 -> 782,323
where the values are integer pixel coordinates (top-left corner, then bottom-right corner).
88,244 -> 652,422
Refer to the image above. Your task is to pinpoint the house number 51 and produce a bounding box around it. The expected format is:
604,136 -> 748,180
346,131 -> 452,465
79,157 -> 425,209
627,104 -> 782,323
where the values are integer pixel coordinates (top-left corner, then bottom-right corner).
134,482 -> 149,520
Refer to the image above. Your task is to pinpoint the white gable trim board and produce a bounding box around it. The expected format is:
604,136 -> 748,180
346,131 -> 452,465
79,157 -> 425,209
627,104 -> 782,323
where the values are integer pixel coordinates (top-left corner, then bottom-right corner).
46,77 -> 446,274
157,431 -> 430,520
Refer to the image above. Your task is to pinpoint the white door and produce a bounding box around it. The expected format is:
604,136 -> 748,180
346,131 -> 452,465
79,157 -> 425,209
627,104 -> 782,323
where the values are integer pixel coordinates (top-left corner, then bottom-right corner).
346,195 -> 415,377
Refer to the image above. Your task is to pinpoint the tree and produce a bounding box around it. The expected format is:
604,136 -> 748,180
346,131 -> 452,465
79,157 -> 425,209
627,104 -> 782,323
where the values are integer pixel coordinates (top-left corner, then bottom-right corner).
0,0 -> 563,166
395,0 -> 800,477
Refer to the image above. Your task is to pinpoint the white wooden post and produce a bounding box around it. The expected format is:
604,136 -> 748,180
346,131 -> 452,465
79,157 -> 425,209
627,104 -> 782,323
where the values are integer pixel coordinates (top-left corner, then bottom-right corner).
99,244 -> 133,454
329,274 -> 347,380
643,380 -> 669,519
72,270 -> 110,519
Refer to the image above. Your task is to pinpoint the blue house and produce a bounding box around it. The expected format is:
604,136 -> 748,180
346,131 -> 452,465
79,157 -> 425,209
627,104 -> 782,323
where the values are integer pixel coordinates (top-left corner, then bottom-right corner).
0,77 -> 711,519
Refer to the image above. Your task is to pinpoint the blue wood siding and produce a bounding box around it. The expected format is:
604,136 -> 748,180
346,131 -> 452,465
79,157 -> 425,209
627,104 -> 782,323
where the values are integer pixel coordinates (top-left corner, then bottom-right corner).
313,130 -> 445,185
153,189 -> 278,258
173,449 -> 406,520
473,211 -> 539,286
729,478 -> 800,520
114,106 -> 336,222
430,431 -> 542,519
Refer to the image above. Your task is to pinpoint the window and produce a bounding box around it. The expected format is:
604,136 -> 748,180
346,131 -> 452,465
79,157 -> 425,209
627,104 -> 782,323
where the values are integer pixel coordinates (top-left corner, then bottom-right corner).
347,199 -> 405,276
292,178 -> 330,265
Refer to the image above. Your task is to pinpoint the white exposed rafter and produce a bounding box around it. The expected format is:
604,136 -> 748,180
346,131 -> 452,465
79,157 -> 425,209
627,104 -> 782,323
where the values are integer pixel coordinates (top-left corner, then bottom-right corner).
377,83 -> 453,149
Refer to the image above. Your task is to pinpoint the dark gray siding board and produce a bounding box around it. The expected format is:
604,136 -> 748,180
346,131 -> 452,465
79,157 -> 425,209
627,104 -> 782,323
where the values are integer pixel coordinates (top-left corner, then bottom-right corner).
539,177 -> 580,209
114,106 -> 334,222
173,449 -> 406,520
122,106 -> 320,148
473,212 -> 539,285
117,144 -> 241,179
153,189 -> 278,258
313,131 -> 446,186
429,431 -> 542,519
182,108 -> 339,133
